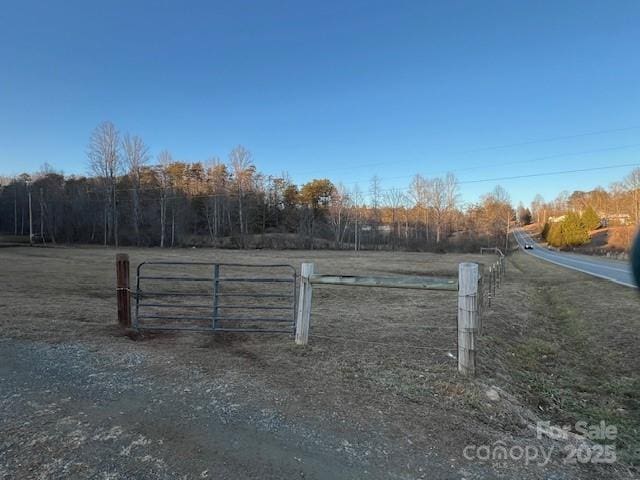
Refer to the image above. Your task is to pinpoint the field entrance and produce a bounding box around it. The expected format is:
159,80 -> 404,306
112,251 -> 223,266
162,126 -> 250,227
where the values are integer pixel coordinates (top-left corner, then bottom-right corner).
133,261 -> 297,334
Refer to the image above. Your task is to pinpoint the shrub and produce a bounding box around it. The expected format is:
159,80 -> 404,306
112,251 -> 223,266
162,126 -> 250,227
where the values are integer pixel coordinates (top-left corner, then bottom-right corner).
544,213 -> 590,248
561,212 -> 590,246
546,222 -> 563,247
581,206 -> 601,231
541,222 -> 550,240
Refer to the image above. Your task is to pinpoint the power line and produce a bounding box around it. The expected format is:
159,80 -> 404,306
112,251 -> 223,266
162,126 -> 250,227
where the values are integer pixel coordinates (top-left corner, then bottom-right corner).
460,125 -> 640,154
458,162 -> 640,185
333,143 -> 640,189
367,161 -> 640,197
281,125 -> 640,177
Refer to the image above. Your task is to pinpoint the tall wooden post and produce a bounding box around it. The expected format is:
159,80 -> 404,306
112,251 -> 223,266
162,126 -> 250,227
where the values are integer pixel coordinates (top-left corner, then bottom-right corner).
116,253 -> 132,328
295,262 -> 315,345
458,262 -> 479,375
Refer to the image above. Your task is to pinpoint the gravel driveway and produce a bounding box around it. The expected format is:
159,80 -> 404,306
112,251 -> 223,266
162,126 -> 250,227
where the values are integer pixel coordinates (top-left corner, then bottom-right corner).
1,338 -> 404,479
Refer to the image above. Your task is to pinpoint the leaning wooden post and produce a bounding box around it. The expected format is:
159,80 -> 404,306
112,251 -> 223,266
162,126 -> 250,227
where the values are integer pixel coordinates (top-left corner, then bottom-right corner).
116,253 -> 132,328
295,262 -> 315,345
458,262 -> 479,375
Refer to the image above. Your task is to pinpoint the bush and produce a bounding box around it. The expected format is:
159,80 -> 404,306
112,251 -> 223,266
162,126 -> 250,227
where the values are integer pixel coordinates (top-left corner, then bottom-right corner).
544,213 -> 590,248
561,212 -> 590,246
541,222 -> 550,240
546,222 -> 563,247
581,206 -> 601,231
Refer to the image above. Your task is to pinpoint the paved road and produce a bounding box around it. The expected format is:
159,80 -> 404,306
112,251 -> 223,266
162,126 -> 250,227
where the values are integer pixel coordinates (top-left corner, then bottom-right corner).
513,229 -> 636,288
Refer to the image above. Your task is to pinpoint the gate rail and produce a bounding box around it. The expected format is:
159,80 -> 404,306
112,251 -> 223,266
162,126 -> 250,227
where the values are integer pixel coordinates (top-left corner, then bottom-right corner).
133,261 -> 297,334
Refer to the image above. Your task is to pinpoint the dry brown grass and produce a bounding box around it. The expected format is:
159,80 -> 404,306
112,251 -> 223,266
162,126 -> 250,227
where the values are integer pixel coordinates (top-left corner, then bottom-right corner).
2,245 -> 638,478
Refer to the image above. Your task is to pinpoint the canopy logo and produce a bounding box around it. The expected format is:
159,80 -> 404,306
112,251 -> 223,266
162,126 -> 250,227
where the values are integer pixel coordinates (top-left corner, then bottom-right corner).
463,421 -> 618,468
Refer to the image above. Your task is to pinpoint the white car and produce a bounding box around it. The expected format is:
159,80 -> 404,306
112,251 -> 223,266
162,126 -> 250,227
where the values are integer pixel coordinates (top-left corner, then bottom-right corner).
524,244 -> 533,250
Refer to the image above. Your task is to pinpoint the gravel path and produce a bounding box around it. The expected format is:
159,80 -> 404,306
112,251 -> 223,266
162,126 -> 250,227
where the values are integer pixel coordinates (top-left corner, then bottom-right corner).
0,339 -> 400,480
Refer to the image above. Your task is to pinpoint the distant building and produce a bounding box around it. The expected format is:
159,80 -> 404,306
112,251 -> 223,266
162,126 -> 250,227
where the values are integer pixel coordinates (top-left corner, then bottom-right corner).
360,225 -> 392,235
602,213 -> 631,227
548,215 -> 566,223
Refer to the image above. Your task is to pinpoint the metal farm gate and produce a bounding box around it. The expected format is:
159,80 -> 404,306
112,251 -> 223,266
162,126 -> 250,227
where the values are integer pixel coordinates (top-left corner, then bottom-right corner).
133,261 -> 297,334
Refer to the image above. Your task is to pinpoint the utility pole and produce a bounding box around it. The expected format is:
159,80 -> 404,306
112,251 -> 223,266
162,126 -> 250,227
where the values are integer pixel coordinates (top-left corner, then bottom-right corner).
27,180 -> 33,246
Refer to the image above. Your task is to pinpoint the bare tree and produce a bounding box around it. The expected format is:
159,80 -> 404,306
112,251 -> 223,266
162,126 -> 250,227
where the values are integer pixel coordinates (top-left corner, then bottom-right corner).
204,157 -> 227,242
384,187 -> 406,249
352,184 -> 363,251
480,185 -> 512,248
157,150 -> 173,248
228,145 -> 255,245
369,175 -> 382,248
328,183 -> 352,248
624,168 -> 640,224
409,174 -> 430,241
87,121 -> 121,246
428,173 -> 459,244
530,194 -> 545,224
122,134 -> 150,245
444,173 -> 460,233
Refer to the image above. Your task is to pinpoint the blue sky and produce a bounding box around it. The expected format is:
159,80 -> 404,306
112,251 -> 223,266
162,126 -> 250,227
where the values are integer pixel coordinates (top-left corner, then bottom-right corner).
1,0 -> 639,206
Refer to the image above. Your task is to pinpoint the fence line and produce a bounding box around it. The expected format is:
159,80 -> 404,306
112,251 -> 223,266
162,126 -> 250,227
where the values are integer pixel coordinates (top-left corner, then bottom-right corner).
483,253 -> 505,307
295,262 -> 492,375
116,252 -> 510,376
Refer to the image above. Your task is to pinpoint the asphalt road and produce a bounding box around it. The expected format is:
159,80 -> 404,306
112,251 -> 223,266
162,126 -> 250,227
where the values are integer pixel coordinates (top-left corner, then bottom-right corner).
513,229 -> 636,288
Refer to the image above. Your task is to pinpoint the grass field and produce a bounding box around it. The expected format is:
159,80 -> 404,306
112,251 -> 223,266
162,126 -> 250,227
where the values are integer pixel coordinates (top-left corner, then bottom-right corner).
1,245 -> 638,479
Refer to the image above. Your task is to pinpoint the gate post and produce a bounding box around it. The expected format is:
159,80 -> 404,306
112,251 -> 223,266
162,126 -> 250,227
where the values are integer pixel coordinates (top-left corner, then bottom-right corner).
457,262 -> 479,375
295,262 -> 315,345
116,253 -> 132,328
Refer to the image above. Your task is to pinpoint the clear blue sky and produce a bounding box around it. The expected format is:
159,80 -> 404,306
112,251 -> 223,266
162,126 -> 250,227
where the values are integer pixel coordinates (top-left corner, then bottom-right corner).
1,0 -> 639,206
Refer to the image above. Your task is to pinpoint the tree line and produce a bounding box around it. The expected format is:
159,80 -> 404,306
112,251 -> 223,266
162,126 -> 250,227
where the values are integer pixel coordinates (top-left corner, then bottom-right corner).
0,121 -> 518,251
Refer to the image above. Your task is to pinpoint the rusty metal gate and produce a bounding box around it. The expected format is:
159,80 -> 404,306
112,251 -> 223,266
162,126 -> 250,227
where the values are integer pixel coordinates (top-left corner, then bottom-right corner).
133,261 -> 297,334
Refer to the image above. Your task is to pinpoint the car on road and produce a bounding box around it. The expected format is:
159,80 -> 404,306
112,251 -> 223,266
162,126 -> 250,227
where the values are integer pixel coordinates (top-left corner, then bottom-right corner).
524,244 -> 534,250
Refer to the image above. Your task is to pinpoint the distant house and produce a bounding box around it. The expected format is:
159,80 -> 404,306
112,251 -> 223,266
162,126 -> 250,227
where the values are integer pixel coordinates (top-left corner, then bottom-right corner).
359,225 -> 392,235
548,215 -> 566,223
602,213 -> 631,227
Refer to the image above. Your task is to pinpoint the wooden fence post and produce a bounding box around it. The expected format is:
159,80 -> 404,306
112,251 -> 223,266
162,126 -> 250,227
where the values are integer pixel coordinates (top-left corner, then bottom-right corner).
476,263 -> 485,335
491,263 -> 498,298
295,262 -> 315,345
458,262 -> 479,375
116,253 -> 132,328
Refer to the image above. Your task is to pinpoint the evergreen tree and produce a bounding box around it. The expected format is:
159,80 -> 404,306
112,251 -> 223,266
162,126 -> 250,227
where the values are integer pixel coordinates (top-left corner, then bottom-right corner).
581,206 -> 600,231
561,212 -> 589,246
546,222 -> 563,247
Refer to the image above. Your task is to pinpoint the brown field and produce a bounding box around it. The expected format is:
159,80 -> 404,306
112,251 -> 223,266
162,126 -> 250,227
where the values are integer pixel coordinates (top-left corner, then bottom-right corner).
1,245 -> 639,479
